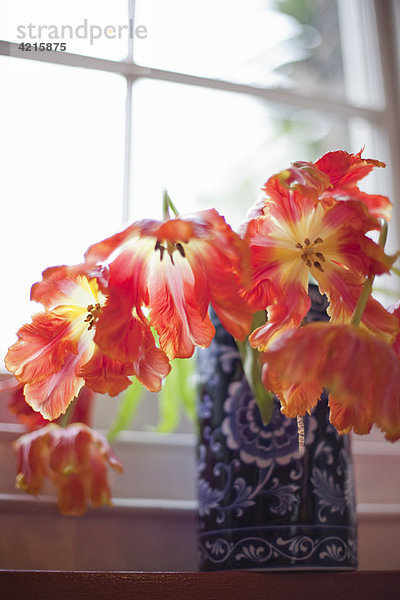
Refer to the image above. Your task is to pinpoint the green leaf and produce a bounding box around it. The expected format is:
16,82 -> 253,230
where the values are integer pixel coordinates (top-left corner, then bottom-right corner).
156,357 -> 196,432
236,311 -> 274,425
107,379 -> 145,441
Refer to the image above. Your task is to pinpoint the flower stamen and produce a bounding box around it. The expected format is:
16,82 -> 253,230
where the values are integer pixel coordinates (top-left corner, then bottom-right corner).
155,240 -> 186,264
313,261 -> 324,272
297,237 -> 325,272
85,303 -> 102,331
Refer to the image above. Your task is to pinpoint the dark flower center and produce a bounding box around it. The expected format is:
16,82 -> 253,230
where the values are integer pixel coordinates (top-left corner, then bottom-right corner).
295,237 -> 325,272
84,303 -> 102,330
155,240 -> 186,265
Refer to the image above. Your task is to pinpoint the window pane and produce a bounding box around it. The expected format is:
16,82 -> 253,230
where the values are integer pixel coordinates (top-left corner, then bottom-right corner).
134,0 -> 345,101
0,0 -> 129,60
0,57 -> 126,364
130,79 -> 349,227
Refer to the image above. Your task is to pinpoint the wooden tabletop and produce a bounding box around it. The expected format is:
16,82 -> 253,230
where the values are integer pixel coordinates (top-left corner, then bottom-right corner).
1,570 -> 400,600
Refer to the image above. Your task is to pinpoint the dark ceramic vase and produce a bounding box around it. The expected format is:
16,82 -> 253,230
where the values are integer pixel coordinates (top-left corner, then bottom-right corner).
196,285 -> 357,571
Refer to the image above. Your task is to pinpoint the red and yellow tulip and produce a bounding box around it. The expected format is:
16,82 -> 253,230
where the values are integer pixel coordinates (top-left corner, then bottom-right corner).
5,264 -> 170,420
85,209 -> 252,361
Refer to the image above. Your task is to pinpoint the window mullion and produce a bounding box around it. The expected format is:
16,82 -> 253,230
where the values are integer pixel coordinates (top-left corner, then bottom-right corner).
128,0 -> 136,62
0,39 -> 384,124
122,76 -> 134,224
135,65 -> 385,123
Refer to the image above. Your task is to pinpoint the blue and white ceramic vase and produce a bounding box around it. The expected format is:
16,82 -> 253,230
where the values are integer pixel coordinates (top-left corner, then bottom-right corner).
196,285 -> 357,571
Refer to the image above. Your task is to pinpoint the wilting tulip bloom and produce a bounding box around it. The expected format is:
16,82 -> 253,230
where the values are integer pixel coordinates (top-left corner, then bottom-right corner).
85,209 -> 252,361
14,423 -> 123,515
5,264 -> 169,420
262,322 -> 400,441
243,174 -> 397,349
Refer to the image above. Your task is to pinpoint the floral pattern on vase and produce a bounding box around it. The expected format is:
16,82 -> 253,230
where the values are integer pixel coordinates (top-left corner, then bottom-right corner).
196,285 -> 357,571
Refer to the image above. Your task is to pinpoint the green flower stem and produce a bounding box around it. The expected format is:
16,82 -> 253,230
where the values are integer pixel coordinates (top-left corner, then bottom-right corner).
163,189 -> 180,220
349,278 -> 374,328
60,399 -> 76,428
236,310 -> 274,425
350,221 -> 388,327
162,190 -> 170,220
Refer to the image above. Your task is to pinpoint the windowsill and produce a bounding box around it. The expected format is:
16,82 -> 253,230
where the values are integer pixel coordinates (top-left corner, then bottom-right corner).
1,422 -> 400,571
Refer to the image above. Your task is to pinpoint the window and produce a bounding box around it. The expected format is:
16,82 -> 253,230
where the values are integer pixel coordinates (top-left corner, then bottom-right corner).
0,0 -> 399,571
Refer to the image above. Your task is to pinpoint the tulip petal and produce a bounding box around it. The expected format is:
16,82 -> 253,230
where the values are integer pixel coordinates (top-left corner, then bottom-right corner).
5,313 -> 76,384
149,251 -> 215,359
23,350 -> 88,420
78,347 -> 134,397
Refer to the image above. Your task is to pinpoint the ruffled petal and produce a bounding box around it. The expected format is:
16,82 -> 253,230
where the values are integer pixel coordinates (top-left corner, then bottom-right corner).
94,300 -> 149,363
331,186 -> 391,222
133,336 -> 172,392
148,251 -> 215,358
328,396 -> 374,436
78,347 -> 134,397
251,149 -> 391,222
5,313 -> 76,384
249,281 -> 311,350
23,349 -> 89,420
31,264 -> 106,309
315,149 -> 385,188
3,378 -> 51,431
14,428 -> 52,495
191,245 -> 252,341
95,302 -> 171,392
262,361 -> 323,418
106,240 -> 152,312
322,270 -> 399,342
84,222 -> 142,263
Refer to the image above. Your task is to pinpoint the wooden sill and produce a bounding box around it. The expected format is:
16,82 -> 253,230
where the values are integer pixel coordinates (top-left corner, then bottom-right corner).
0,570 -> 399,600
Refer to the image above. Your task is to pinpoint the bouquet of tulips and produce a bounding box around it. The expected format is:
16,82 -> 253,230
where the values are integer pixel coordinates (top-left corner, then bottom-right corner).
3,149 -> 399,515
